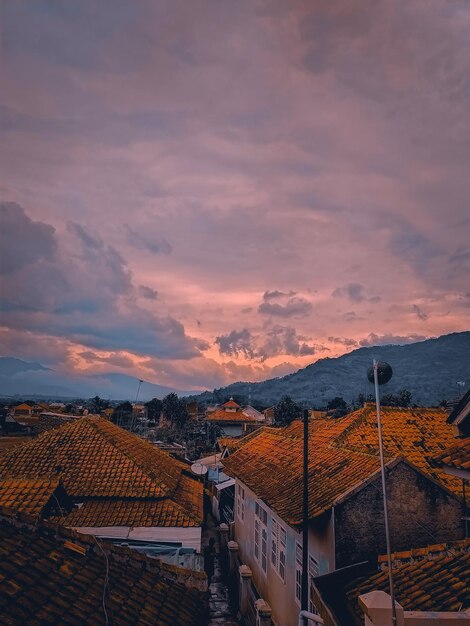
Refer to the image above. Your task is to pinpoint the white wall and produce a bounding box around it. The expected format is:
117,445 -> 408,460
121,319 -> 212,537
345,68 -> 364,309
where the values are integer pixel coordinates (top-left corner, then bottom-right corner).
72,526 -> 202,552
234,479 -> 335,626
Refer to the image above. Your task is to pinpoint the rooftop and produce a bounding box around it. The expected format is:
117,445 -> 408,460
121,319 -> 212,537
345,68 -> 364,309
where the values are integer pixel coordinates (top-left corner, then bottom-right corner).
0,416 -> 203,526
433,438 -> 470,474
0,477 -> 61,519
0,513 -> 208,626
206,408 -> 256,423
346,540 -> 470,622
223,406 -> 461,525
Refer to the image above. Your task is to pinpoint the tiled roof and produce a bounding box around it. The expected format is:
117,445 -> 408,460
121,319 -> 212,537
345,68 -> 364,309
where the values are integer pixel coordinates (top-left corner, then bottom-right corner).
56,498 -> 200,528
0,515 -> 208,626
0,417 -> 203,526
221,399 -> 240,408
331,406 -> 460,493
0,477 -> 60,519
206,409 -> 256,422
218,427 -> 275,453
223,421 -> 387,525
0,416 -> 182,498
346,540 -> 470,618
223,407 -> 461,525
433,437 -> 470,473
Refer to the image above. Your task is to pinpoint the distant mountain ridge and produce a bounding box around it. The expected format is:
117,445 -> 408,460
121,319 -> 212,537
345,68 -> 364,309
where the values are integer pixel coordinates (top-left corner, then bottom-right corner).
0,358 -> 198,400
194,331 -> 470,407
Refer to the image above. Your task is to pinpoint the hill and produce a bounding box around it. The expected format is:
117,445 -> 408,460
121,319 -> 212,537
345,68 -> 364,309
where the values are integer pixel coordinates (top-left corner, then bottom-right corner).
193,331 -> 470,407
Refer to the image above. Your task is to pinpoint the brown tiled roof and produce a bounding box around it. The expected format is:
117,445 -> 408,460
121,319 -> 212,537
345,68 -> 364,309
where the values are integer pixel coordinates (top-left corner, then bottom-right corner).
223,407 -> 461,525
0,417 -> 203,526
218,427 -> 276,453
433,437 -> 470,473
56,498 -> 200,528
0,416 -> 182,498
0,515 -> 208,626
206,409 -> 255,422
33,412 -> 78,435
346,540 -> 470,617
0,477 -> 59,519
221,399 -> 241,408
331,406 -> 460,493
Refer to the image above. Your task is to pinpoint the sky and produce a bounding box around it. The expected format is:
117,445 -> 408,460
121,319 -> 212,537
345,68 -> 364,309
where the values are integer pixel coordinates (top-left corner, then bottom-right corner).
0,0 -> 469,392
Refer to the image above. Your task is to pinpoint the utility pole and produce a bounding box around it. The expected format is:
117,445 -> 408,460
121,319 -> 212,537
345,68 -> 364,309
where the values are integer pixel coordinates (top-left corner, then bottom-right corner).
301,408 -> 309,625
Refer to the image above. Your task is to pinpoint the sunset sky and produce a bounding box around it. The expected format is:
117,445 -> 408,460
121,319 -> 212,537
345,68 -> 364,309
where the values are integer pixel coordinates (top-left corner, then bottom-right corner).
1,0 -> 469,391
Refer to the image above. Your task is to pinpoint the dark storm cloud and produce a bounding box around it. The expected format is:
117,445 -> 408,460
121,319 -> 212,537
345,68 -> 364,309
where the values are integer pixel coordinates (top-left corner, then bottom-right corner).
258,296 -> 313,318
0,201 -> 57,274
0,202 -> 204,360
215,328 -> 255,359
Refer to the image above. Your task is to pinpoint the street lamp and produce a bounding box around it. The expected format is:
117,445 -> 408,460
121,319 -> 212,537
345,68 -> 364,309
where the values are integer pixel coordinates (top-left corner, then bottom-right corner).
367,360 -> 397,626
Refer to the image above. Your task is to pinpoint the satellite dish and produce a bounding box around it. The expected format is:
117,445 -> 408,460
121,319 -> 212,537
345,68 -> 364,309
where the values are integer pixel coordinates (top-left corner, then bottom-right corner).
367,361 -> 393,386
191,463 -> 208,476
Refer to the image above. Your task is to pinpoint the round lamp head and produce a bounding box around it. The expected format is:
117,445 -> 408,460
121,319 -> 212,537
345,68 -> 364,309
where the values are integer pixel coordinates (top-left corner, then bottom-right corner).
367,361 -> 393,385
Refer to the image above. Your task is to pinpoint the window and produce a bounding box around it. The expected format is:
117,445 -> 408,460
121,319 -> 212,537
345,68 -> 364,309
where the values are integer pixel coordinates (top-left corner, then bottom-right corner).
295,542 -> 302,603
309,555 -> 320,614
254,502 -> 268,573
271,519 -> 278,568
279,525 -> 287,581
237,484 -> 245,521
295,544 -> 320,612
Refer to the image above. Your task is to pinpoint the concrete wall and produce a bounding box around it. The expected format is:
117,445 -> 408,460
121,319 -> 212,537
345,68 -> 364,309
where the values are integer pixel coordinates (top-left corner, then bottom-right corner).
334,461 -> 463,568
234,479 -> 334,626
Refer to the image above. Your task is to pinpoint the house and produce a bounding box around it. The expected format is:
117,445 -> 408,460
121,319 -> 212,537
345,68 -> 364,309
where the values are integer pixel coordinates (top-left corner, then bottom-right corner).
206,398 -> 258,436
0,512 -> 208,626
13,402 -> 33,416
242,405 -> 265,421
222,407 -> 465,626
314,539 -> 470,626
0,416 -> 204,555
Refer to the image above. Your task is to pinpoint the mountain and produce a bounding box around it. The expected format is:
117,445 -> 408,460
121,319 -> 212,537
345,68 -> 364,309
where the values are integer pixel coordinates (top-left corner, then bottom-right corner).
0,358 -> 198,400
0,357 -> 51,377
193,331 -> 470,407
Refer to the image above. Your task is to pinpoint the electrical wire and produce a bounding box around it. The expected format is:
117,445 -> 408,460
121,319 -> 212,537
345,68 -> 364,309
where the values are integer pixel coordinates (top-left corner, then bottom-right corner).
93,535 -> 110,626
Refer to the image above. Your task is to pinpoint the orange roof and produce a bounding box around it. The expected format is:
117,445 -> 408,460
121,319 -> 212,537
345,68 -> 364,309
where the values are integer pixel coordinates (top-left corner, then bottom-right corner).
223,406 -> 461,525
0,437 -> 32,455
207,409 -> 256,423
218,427 -> 276,453
433,437 -> 470,473
0,417 -> 203,526
221,399 -> 241,408
0,477 -> 60,519
0,516 -> 208,626
56,498 -> 200,528
346,540 -> 470,617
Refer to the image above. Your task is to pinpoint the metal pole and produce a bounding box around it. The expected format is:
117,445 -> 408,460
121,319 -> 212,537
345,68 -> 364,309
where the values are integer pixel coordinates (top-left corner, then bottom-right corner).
373,359 -> 397,626
301,408 -> 309,625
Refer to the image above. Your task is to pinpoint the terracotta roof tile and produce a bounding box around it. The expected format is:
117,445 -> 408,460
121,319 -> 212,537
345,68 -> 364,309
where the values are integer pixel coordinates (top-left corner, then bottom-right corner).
206,409 -> 255,423
346,540 -> 470,618
433,438 -> 470,472
0,477 -> 60,519
0,516 -> 208,625
223,407 -> 461,525
0,417 -> 203,528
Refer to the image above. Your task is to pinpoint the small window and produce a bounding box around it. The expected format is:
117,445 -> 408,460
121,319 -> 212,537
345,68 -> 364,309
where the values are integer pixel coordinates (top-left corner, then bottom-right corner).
271,519 -> 278,567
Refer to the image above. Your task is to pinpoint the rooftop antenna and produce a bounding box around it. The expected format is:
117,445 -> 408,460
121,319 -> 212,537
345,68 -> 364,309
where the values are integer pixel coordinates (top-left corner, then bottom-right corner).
130,379 -> 144,432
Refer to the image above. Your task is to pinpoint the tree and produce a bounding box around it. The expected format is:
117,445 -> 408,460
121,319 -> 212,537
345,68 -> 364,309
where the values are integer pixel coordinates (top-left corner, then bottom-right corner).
145,398 -> 163,423
273,395 -> 301,426
326,396 -> 349,418
112,401 -> 133,425
89,396 -> 109,413
162,393 -> 189,429
381,389 -> 412,407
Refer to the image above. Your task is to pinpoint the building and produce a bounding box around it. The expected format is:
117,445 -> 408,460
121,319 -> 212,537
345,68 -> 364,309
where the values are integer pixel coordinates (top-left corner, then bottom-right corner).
222,407 -> 465,626
0,416 -> 204,554
447,388 -> 470,437
314,540 -> 470,625
0,511 -> 208,626
206,398 -> 258,436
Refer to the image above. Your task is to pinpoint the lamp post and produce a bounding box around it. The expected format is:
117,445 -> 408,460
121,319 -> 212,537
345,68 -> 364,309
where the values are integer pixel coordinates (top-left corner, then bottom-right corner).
367,359 -> 397,626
